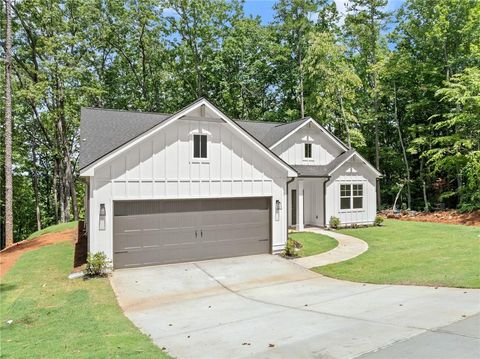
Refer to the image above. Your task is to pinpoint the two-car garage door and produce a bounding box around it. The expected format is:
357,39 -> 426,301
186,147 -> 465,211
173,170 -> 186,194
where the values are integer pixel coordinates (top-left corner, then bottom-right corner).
113,197 -> 271,269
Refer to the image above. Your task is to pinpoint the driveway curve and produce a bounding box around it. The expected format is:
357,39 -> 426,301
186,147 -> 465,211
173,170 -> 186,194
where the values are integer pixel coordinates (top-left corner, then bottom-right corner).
293,227 -> 369,268
110,254 -> 480,359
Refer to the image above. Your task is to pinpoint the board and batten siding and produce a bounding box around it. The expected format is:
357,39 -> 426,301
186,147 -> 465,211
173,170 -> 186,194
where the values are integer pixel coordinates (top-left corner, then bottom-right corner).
272,125 -> 343,165
88,119 -> 289,261
325,159 -> 377,226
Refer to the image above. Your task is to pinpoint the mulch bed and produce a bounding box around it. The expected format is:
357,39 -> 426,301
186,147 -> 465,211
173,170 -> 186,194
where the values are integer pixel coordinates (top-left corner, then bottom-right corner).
381,209 -> 480,227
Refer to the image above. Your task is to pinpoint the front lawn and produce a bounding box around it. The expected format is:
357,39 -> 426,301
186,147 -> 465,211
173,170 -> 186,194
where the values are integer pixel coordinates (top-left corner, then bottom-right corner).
290,232 -> 338,257
0,241 -> 169,358
314,220 -> 480,288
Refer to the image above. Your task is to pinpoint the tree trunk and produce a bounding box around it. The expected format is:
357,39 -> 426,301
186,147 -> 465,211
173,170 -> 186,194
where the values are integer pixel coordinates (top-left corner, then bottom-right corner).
338,92 -> 351,148
53,161 -> 59,223
420,158 -> 429,212
393,83 -> 411,209
4,0 -> 14,247
31,144 -> 42,231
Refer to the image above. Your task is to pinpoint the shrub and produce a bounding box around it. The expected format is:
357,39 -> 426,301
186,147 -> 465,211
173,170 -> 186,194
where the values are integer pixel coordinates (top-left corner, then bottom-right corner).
283,237 -> 302,257
85,252 -> 110,277
374,215 -> 384,226
329,216 -> 341,229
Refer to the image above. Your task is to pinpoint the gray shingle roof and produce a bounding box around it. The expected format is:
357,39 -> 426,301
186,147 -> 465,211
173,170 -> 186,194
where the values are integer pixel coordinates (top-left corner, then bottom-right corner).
292,149 -> 355,177
79,108 -> 170,170
235,118 -> 309,148
79,106 -> 354,177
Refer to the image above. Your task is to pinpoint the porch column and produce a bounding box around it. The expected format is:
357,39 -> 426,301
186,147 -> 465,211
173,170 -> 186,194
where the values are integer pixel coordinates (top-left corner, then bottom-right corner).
296,180 -> 304,231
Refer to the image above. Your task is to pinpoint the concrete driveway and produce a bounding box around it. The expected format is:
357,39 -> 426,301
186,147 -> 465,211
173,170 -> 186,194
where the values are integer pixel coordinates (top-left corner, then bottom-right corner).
110,255 -> 480,359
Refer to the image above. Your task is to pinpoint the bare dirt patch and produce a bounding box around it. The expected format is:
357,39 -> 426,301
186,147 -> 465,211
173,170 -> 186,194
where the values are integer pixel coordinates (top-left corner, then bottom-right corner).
381,210 -> 480,227
0,228 -> 76,277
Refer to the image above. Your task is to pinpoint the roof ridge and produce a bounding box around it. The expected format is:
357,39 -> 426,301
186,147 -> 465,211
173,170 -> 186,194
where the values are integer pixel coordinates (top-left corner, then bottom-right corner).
82,107 -> 171,116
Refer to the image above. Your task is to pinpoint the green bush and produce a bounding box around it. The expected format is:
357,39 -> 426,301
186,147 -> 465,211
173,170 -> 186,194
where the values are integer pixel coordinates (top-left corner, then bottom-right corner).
85,252 -> 110,277
374,215 -> 384,226
329,216 -> 341,229
283,237 -> 302,257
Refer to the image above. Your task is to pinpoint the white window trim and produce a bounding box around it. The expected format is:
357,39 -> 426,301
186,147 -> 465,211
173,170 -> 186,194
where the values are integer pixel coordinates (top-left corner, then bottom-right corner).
339,183 -> 364,211
303,142 -> 314,162
190,132 -> 210,163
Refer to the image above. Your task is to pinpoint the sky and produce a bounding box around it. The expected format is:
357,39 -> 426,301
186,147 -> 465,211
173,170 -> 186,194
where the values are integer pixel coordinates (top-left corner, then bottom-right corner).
243,0 -> 405,24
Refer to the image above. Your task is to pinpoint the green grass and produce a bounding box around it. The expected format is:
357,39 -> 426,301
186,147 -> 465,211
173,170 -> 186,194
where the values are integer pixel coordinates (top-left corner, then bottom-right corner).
314,219 -> 480,288
27,221 -> 78,240
0,241 -> 169,358
290,232 -> 338,257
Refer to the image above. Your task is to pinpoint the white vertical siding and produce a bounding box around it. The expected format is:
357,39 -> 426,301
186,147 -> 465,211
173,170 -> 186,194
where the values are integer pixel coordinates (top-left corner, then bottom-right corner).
272,125 -> 343,165
325,158 -> 377,226
89,119 -> 289,260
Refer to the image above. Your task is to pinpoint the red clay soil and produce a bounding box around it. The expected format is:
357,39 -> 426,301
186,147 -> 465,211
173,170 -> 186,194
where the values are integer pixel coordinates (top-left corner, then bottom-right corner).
384,210 -> 480,227
0,228 -> 76,277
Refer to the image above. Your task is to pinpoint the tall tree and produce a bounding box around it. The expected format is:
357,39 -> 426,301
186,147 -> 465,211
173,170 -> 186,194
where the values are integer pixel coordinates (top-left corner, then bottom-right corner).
344,0 -> 389,207
3,0 -> 13,247
304,31 -> 362,147
273,0 -> 336,119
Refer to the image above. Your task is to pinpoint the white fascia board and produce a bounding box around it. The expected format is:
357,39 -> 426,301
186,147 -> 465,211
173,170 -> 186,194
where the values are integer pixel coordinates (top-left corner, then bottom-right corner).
80,98 -> 297,178
328,151 -> 382,177
270,117 -> 349,152
201,99 -> 297,177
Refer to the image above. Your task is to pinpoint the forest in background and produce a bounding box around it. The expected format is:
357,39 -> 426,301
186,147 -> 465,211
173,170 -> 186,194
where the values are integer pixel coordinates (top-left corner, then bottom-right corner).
0,0 -> 479,245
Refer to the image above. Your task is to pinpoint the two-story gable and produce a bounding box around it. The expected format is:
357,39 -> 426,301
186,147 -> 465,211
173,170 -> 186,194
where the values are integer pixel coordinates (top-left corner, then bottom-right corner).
80,99 -> 380,269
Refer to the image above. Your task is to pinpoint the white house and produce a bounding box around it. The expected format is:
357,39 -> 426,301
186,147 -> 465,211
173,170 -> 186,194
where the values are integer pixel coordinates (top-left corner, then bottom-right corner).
79,98 -> 381,269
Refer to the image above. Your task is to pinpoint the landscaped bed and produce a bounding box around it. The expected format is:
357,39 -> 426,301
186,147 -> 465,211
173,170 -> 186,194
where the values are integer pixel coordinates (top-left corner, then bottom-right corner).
0,241 -> 169,358
289,232 -> 338,257
314,219 -> 480,288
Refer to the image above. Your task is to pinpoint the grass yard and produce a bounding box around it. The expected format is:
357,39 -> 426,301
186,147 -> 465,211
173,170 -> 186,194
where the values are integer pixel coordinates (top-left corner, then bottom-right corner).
314,219 -> 480,288
290,232 -> 338,257
0,241 -> 169,358
27,221 -> 78,240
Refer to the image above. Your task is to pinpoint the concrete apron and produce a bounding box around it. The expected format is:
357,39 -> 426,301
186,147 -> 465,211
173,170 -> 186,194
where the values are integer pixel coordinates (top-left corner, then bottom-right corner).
110,254 -> 480,359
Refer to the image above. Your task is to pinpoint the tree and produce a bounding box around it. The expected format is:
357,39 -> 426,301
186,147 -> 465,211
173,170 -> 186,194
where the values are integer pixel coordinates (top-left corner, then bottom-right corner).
304,32 -> 362,147
3,0 -> 13,247
273,0 -> 336,119
344,0 -> 389,207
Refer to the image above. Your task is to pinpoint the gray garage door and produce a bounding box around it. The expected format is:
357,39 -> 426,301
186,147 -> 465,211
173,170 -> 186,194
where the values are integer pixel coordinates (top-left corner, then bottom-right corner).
113,197 -> 271,269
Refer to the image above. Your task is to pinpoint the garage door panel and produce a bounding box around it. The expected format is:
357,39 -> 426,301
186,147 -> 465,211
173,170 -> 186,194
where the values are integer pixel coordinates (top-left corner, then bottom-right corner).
113,198 -> 271,269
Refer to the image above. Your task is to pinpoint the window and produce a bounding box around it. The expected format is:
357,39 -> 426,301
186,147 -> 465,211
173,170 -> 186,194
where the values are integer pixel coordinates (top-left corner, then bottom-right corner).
340,184 -> 351,209
193,134 -> 207,159
340,184 -> 363,210
304,143 -> 312,159
352,184 -> 363,209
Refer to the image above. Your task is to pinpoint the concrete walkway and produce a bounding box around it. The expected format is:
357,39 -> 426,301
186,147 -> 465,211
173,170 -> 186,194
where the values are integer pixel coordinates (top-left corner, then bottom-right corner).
293,227 -> 368,268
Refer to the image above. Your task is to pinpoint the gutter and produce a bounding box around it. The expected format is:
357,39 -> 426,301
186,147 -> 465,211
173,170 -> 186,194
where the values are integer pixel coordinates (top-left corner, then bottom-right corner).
323,176 -> 331,227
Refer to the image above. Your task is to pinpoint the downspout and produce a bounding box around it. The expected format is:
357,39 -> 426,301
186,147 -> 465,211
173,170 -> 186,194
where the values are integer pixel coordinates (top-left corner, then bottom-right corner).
323,176 -> 331,228
286,177 -> 296,237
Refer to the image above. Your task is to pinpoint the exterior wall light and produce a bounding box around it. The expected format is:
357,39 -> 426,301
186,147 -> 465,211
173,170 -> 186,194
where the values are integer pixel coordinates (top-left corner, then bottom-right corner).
275,200 -> 282,221
99,203 -> 106,231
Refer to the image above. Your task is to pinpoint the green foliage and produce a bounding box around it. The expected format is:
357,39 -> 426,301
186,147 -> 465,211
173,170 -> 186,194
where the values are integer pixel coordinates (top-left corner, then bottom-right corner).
374,215 -> 384,226
283,237 -> 301,257
85,252 -> 110,277
3,0 -> 480,248
329,216 -> 341,229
